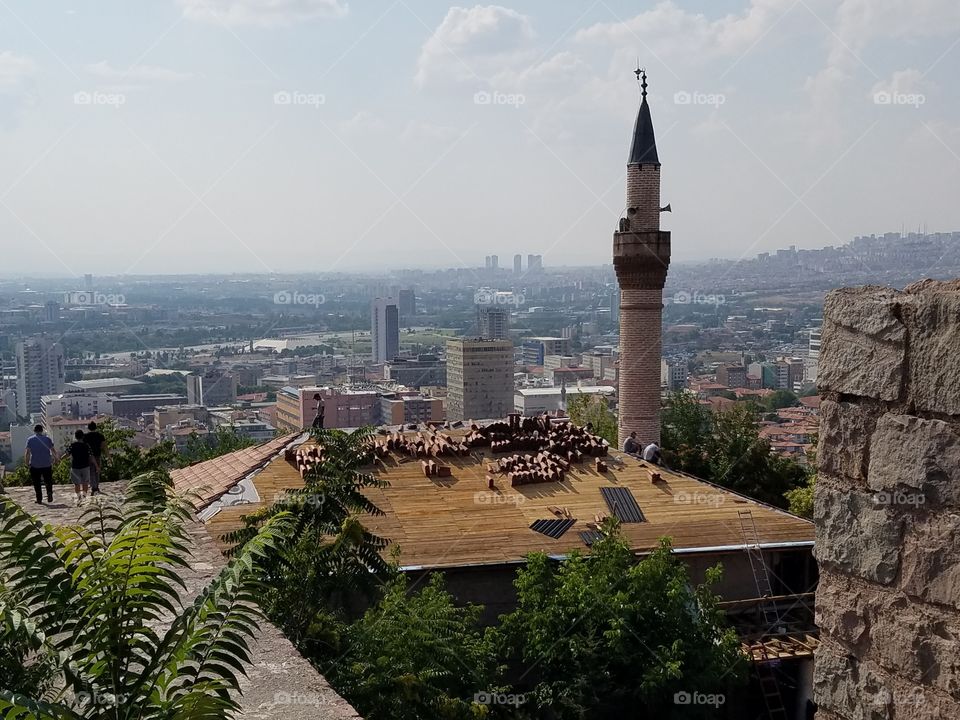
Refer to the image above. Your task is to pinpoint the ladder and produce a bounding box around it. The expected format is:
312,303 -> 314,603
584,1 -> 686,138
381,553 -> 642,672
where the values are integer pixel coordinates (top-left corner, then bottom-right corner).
755,644 -> 789,720
738,510 -> 788,720
737,509 -> 778,628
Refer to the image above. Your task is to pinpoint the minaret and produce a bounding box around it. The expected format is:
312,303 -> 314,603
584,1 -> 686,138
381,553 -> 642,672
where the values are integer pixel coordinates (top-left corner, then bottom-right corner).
613,68 -> 671,447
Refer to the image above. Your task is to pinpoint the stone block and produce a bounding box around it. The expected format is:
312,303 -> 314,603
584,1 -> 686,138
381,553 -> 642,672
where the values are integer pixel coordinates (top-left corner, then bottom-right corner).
901,513 -> 960,610
868,414 -> 960,508
815,571 -> 871,651
819,287 -> 906,401
814,479 -> 904,585
902,282 -> 960,415
818,400 -> 880,483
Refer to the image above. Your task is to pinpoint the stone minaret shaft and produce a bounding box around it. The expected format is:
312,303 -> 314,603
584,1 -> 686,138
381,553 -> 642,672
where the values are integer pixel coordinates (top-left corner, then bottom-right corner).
614,70 -> 670,447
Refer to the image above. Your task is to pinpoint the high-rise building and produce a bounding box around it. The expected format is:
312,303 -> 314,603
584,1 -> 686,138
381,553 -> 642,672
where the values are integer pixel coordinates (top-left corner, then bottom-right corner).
490,254 -> 499,270
371,297 -> 400,364
15,337 -> 65,418
806,325 -> 821,384
526,254 -> 543,273
43,301 -> 59,323
661,358 -> 688,392
513,254 -> 522,274
446,338 -> 513,421
397,288 -> 416,319
186,369 -> 237,406
613,69 -> 670,446
477,305 -> 509,340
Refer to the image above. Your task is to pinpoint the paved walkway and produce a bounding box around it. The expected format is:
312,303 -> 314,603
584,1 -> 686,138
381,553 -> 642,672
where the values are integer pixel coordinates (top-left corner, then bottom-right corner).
2,483 -> 360,720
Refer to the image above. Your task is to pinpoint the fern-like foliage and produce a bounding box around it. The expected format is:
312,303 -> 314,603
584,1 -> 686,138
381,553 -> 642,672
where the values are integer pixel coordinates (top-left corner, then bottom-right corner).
0,471 -> 292,720
224,427 -> 391,630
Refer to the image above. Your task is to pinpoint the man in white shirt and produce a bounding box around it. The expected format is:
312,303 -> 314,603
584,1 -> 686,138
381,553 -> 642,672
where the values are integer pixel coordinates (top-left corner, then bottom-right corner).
642,442 -> 661,464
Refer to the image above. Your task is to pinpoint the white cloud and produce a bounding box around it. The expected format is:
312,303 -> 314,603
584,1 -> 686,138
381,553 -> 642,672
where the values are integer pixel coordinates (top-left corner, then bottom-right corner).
85,61 -> 193,82
415,5 -> 536,88
574,0 -> 793,62
177,0 -> 347,27
340,110 -> 386,135
0,51 -> 36,91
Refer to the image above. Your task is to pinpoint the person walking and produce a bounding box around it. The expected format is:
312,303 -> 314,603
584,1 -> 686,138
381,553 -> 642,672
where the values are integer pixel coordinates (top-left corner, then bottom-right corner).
24,424 -> 58,504
84,421 -> 107,495
67,429 -> 98,505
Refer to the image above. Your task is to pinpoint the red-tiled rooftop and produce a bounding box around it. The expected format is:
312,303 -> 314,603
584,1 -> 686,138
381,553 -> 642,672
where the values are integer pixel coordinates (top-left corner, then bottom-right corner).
170,433 -> 299,509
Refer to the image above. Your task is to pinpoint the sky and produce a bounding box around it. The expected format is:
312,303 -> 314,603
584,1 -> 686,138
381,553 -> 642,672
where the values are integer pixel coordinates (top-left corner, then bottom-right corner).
0,0 -> 958,277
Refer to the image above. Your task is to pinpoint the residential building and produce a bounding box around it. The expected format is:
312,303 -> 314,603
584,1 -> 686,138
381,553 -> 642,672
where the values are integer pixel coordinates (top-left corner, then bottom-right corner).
153,405 -> 209,440
521,337 -> 569,366
15,337 -> 65,418
380,393 -> 444,425
477,305 -> 509,340
527,254 -> 542,273
716,365 -> 749,389
371,297 -> 400,364
41,390 -> 115,423
515,385 -> 616,416
275,385 -> 381,432
513,254 -> 522,274
661,358 -> 688,392
446,338 -> 513,421
383,355 -> 446,388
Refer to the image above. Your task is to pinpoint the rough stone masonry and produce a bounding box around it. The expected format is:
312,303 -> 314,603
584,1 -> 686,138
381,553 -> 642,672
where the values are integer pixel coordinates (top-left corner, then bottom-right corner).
814,280 -> 960,719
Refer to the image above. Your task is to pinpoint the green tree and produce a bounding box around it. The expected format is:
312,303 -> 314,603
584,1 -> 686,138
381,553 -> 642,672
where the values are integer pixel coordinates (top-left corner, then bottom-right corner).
330,574 -> 500,720
660,393 -> 712,479
178,427 -> 255,466
225,428 -> 391,642
0,471 -> 292,719
497,528 -> 746,718
760,389 -> 798,411
785,473 -> 815,518
566,392 -> 617,446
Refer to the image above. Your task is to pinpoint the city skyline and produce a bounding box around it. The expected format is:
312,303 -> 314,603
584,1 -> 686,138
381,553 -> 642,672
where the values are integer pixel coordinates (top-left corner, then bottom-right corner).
0,1 -> 957,276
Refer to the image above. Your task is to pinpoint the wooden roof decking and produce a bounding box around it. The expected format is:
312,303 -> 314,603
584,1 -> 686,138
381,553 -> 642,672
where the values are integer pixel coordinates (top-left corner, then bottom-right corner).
205,437 -> 814,567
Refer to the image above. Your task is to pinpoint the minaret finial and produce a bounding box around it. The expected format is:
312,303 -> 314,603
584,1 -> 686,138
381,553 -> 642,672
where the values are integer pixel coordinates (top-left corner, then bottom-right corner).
634,63 -> 647,100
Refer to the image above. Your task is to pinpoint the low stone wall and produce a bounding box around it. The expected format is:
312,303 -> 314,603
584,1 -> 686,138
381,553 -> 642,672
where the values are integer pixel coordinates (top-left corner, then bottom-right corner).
814,281 -> 960,718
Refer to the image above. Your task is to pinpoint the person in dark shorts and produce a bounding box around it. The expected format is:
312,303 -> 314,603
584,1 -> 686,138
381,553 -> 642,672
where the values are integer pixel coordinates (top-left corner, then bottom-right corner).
68,430 -> 99,505
24,424 -> 58,504
84,421 -> 106,495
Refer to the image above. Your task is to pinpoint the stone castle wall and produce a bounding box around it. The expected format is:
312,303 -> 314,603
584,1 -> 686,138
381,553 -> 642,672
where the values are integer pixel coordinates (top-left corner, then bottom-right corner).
814,281 -> 960,718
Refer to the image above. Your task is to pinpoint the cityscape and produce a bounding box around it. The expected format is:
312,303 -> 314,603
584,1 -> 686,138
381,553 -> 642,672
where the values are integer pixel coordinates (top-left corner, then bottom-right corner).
1,2 -> 959,720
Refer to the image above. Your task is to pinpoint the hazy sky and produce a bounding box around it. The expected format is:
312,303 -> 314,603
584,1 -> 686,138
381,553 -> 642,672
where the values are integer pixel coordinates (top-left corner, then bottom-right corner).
0,0 -> 958,277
